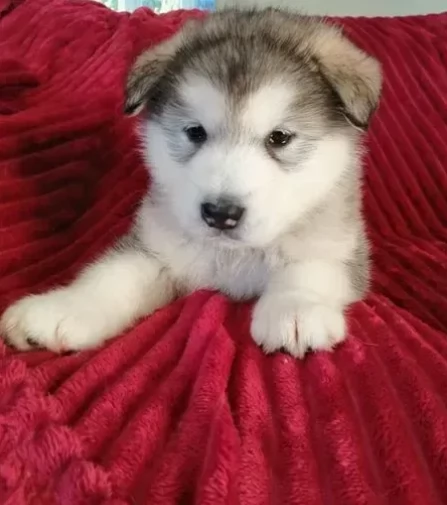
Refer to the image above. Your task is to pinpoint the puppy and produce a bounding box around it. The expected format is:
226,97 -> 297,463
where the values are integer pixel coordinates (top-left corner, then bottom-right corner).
0,9 -> 381,357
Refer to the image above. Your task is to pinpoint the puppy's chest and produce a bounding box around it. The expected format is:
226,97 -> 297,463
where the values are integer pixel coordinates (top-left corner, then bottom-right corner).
162,240 -> 276,299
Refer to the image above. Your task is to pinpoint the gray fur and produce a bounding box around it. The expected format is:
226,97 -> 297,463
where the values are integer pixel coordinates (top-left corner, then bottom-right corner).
126,9 -> 381,129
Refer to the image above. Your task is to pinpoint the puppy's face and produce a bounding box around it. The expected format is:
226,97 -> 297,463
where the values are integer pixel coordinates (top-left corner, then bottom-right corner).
126,10 -> 381,248
143,74 -> 353,247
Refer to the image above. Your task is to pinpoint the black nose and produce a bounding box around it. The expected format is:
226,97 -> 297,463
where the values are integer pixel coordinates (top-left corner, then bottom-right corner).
201,200 -> 245,230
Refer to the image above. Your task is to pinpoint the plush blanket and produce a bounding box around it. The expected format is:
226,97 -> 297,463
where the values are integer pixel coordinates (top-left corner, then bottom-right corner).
1,0 -> 447,503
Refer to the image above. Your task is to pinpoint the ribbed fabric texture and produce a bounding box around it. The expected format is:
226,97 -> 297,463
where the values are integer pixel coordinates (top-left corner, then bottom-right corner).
1,1 -> 447,503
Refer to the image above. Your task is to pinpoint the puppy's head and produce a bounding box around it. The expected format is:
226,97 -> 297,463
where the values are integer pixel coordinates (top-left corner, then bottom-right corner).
125,9 -> 381,247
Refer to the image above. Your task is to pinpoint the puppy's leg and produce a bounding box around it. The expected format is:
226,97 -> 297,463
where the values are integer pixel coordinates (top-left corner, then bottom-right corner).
251,260 -> 358,358
1,241 -> 175,352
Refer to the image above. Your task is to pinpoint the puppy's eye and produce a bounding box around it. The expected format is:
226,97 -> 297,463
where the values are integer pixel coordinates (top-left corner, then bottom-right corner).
267,130 -> 294,147
185,125 -> 207,144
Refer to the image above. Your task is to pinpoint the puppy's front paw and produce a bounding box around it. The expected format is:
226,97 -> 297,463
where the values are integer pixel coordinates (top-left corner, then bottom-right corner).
251,294 -> 346,358
1,290 -> 112,352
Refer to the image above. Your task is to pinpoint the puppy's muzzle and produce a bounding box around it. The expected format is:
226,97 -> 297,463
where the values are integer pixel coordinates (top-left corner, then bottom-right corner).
201,199 -> 245,230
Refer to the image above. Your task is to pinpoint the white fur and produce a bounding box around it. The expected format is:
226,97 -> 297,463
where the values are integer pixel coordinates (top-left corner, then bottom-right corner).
251,260 -> 352,357
1,76 -> 359,356
241,81 -> 296,135
180,73 -> 228,131
1,250 -> 174,351
252,296 -> 346,358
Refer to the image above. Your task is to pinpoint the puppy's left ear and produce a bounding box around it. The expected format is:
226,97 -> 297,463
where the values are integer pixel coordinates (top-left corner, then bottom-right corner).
124,19 -> 199,115
312,25 -> 382,130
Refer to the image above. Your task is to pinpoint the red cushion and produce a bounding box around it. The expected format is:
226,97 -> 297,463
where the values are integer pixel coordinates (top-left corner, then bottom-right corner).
1,1 -> 447,503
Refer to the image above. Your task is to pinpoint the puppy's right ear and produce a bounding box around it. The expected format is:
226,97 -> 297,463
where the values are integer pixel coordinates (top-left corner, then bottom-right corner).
124,19 -> 199,116
124,34 -> 181,116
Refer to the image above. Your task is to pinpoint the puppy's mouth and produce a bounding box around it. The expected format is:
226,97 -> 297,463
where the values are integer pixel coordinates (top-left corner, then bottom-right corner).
203,228 -> 243,245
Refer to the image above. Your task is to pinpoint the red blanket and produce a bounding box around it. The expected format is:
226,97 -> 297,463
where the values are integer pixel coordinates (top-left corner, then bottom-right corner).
1,1 -> 447,503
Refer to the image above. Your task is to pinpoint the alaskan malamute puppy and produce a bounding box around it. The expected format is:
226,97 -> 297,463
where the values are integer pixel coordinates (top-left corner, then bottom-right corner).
1,9 -> 381,357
